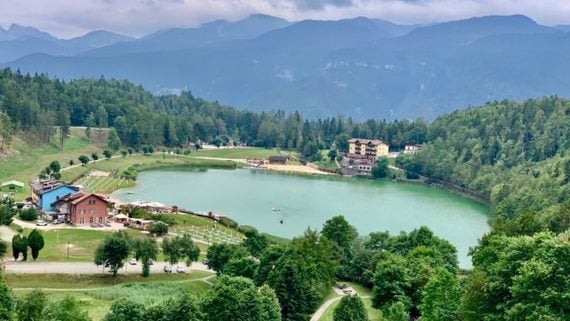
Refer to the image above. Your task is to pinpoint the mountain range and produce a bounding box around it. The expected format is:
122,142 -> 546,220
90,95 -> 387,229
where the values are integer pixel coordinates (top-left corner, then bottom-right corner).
3,14 -> 570,120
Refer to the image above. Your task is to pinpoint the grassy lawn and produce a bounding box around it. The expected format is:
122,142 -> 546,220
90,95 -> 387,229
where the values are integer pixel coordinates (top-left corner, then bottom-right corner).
192,147 -> 297,159
313,150 -> 340,172
5,228 -> 142,262
8,273 -> 214,321
61,154 -> 240,184
5,271 -> 214,289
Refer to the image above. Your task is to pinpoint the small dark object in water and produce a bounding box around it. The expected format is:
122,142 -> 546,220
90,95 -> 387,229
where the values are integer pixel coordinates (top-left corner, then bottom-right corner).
280,220 -> 283,224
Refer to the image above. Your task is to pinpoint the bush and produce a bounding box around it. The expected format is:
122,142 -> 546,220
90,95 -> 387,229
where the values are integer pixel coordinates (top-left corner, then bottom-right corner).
218,217 -> 238,229
19,208 -> 38,221
237,225 -> 258,235
149,221 -> 169,236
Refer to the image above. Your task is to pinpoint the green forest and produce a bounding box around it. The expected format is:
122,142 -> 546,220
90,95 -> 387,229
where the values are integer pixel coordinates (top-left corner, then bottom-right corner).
0,69 -> 569,321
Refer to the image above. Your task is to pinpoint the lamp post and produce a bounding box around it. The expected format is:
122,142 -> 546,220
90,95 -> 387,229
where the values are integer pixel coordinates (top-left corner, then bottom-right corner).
54,230 -> 59,244
67,241 -> 70,259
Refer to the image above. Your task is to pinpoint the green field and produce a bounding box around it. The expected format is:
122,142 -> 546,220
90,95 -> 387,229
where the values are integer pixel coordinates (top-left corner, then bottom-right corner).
192,147 -> 297,159
7,273 -> 214,321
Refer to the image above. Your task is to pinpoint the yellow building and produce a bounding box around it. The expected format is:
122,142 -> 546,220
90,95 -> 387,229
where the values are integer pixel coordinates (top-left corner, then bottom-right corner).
348,138 -> 389,159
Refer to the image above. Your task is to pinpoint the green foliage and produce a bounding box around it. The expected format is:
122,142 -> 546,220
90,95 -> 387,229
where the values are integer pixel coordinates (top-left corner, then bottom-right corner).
11,235 -> 28,261
18,208 -> 38,221
333,295 -> 368,321
103,149 -> 113,160
243,229 -> 269,257
218,216 -> 238,229
384,301 -> 409,321
91,152 -> 99,162
148,221 -> 168,236
94,232 -> 131,278
104,299 -> 146,321
78,155 -> 90,165
145,294 -> 202,321
0,240 -> 7,260
0,198 -> 16,225
372,253 -> 411,311
322,215 -> 358,278
133,238 -> 159,277
202,275 -> 281,321
420,269 -> 461,321
206,243 -> 249,274
327,149 -> 338,161
222,257 -> 259,279
371,157 -> 390,178
16,289 -> 47,321
161,234 -> 200,266
465,232 -> 570,321
108,128 -> 122,151
262,229 -> 337,321
42,295 -> 91,321
0,277 -> 14,321
27,229 -> 45,261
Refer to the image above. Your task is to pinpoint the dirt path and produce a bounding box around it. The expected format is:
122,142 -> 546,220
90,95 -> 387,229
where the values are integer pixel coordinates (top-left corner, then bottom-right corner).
0,225 -> 16,242
4,261 -> 212,274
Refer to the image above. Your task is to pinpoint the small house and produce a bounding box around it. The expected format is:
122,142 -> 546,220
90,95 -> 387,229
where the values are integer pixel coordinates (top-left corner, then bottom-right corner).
404,144 -> 422,154
0,180 -> 24,193
268,156 -> 289,165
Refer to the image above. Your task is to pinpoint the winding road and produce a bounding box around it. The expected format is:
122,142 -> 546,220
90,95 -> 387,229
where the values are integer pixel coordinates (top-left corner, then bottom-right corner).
4,261 -> 211,274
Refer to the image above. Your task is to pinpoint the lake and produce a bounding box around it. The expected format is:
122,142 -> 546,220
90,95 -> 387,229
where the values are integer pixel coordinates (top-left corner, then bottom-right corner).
112,168 -> 490,268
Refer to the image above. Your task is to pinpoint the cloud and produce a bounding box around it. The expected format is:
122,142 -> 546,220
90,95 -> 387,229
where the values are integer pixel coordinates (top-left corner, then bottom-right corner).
0,0 -> 569,38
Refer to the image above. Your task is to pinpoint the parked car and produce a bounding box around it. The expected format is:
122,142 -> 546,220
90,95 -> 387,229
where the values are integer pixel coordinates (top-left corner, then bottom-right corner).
52,219 -> 62,225
36,220 -> 47,226
163,265 -> 173,273
176,265 -> 186,273
129,258 -> 137,265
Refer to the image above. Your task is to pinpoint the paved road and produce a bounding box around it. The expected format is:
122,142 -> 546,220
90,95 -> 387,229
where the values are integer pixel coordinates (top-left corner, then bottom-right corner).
310,296 -> 342,321
4,261 -> 212,274
0,225 -> 17,242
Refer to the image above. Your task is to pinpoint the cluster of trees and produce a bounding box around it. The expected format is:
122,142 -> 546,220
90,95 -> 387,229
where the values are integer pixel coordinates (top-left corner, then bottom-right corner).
0,69 -> 428,160
11,229 -> 45,261
396,97 -> 570,234
94,231 -> 200,278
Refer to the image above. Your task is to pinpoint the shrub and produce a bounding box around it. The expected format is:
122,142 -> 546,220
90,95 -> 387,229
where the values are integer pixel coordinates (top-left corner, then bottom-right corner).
218,217 -> 238,229
19,208 -> 38,221
237,225 -> 258,235
149,221 -> 169,236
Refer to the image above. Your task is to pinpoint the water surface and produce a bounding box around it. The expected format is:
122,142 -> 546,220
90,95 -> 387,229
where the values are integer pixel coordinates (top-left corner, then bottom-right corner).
113,168 -> 489,268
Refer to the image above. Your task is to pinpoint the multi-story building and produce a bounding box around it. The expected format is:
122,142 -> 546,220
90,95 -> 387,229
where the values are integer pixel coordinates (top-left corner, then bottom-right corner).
347,138 -> 389,160
55,192 -> 111,225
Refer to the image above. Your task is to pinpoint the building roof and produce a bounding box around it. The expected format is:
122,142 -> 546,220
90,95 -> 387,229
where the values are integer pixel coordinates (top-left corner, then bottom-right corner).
39,184 -> 78,197
1,180 -> 24,188
347,138 -> 386,146
31,179 -> 66,195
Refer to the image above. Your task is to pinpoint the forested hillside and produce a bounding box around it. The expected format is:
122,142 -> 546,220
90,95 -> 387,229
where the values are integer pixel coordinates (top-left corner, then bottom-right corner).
398,97 -> 570,234
0,68 -> 427,156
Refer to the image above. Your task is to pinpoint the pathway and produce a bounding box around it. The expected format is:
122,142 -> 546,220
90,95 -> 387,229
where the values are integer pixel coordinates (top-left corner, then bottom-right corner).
0,225 -> 17,242
310,296 -> 342,321
11,218 -> 125,232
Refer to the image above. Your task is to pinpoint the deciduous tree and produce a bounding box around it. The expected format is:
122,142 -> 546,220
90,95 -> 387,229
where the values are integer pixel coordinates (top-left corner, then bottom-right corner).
333,294 -> 368,321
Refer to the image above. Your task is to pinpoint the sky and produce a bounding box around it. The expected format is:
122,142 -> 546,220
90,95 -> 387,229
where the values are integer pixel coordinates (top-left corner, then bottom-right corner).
1,0 -> 570,38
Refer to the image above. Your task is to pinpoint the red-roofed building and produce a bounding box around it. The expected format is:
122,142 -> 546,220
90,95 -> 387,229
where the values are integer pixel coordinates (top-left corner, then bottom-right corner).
55,192 -> 112,225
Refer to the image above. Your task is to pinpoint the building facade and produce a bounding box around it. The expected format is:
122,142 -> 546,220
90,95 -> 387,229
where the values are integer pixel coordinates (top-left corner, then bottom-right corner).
66,193 -> 110,225
39,185 -> 79,212
347,138 -> 389,159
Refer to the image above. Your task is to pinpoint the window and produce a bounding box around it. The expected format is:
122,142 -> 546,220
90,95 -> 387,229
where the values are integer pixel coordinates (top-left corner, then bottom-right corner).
98,217 -> 103,224
89,217 -> 94,224
80,218 -> 84,224
89,209 -> 95,214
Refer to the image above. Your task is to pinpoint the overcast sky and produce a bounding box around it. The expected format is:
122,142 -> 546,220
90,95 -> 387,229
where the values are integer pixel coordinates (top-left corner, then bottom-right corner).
1,0 -> 570,38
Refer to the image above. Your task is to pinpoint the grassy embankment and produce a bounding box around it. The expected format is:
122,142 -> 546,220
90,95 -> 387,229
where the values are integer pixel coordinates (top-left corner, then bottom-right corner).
6,272 -> 215,321
0,128 -> 107,200
318,282 -> 383,321
313,150 -> 341,172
